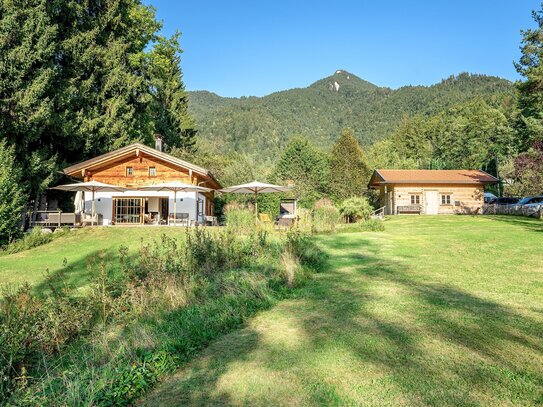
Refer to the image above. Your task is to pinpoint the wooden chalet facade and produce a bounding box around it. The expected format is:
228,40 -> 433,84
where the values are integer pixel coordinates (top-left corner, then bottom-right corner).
63,143 -> 221,225
368,169 -> 498,215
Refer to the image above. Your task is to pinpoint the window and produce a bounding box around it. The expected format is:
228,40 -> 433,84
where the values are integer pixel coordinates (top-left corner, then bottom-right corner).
441,194 -> 451,205
126,167 -> 133,176
410,194 -> 420,205
149,167 -> 157,177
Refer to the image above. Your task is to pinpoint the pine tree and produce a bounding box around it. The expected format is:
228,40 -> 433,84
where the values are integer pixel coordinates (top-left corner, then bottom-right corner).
149,32 -> 197,153
273,137 -> 329,208
0,0 -> 59,204
328,129 -> 370,202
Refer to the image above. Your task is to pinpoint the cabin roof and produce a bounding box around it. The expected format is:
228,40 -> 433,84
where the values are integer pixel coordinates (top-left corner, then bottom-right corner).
63,143 -> 222,188
368,169 -> 498,188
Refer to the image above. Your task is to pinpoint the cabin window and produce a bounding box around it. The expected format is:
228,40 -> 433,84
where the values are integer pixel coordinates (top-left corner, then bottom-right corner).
126,167 -> 133,176
149,167 -> 157,177
441,194 -> 451,205
410,194 -> 421,205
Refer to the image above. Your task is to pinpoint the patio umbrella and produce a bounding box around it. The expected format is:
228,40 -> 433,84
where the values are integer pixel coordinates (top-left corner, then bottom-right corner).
219,181 -> 291,221
51,180 -> 128,226
137,181 -> 212,225
74,191 -> 84,214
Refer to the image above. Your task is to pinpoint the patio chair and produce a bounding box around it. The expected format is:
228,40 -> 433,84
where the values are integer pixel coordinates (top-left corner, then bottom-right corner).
168,212 -> 190,226
205,215 -> 218,226
81,213 -> 102,226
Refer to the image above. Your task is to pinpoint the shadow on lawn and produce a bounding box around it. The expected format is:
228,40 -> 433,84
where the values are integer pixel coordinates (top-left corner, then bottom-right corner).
142,235 -> 543,406
483,214 -> 543,233
32,247 -> 136,296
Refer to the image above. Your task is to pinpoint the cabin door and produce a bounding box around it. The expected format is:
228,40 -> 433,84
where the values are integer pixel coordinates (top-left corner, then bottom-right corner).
425,191 -> 438,215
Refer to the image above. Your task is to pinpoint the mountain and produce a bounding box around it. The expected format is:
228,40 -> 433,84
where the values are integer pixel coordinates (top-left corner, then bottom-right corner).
187,71 -> 514,157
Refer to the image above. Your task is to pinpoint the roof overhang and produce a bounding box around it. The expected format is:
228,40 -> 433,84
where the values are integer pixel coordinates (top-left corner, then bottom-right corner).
368,169 -> 499,189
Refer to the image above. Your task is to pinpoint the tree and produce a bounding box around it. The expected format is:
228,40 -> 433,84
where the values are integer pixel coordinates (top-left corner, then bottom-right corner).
0,0 -> 59,208
510,141 -> 543,195
515,3 -> 543,146
328,129 -> 370,201
0,141 -> 26,245
273,137 -> 329,208
149,32 -> 197,153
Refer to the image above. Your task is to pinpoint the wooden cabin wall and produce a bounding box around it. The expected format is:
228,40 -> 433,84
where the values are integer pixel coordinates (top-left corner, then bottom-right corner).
390,183 -> 485,214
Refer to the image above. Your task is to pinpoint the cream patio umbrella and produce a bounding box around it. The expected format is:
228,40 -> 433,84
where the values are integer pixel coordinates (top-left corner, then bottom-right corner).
219,181 -> 291,221
51,180 -> 129,226
137,181 -> 212,225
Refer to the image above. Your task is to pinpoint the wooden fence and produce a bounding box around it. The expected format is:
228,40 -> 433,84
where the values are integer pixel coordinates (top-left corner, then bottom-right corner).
484,204 -> 542,218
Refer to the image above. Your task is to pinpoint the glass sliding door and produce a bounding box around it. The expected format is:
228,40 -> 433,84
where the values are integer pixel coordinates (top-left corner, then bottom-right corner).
113,198 -> 143,224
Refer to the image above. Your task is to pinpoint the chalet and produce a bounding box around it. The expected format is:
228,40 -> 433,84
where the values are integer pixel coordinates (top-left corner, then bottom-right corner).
62,141 -> 221,225
368,169 -> 498,215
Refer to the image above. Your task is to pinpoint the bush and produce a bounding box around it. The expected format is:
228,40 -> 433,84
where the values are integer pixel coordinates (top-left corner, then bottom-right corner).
2,227 -> 70,255
338,218 -> 385,233
339,196 -> 373,223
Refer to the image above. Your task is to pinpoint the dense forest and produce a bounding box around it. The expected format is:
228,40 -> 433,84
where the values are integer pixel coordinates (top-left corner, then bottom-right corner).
188,71 -> 513,156
1,0 -> 543,245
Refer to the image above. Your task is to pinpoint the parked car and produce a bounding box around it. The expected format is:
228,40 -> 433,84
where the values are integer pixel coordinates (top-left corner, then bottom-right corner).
484,192 -> 497,204
488,197 -> 521,205
511,196 -> 543,208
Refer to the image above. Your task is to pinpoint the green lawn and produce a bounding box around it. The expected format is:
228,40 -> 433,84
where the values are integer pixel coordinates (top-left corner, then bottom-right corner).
0,227 -> 187,293
140,216 -> 543,406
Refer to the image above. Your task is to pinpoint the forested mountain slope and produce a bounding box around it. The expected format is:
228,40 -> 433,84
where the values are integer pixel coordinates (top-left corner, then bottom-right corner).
188,71 -> 513,156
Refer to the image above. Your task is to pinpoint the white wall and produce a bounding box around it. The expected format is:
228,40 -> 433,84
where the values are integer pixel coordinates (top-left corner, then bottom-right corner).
83,190 -> 206,225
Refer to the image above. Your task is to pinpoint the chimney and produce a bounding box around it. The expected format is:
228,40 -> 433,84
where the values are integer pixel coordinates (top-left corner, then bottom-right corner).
155,135 -> 163,152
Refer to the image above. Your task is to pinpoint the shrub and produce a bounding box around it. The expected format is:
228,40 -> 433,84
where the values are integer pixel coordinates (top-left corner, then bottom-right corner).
2,227 -> 70,255
339,218 -> 385,233
339,196 -> 373,223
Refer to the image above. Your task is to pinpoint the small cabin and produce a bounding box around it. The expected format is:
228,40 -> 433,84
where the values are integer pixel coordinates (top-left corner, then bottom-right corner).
368,169 -> 498,215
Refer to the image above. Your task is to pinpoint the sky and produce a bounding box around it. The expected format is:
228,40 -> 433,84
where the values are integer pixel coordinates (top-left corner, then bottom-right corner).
147,0 -> 536,97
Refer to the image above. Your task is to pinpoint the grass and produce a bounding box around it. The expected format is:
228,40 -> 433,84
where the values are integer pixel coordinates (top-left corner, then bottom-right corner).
0,227 -> 188,293
140,215 -> 543,406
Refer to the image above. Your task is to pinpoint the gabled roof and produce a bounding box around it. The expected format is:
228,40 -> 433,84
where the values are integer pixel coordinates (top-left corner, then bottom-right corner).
368,169 -> 498,188
63,143 -> 221,188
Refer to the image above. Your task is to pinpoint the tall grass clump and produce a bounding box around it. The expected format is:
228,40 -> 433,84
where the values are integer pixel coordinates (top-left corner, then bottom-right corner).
224,202 -> 255,234
312,199 -> 341,233
0,226 -> 325,406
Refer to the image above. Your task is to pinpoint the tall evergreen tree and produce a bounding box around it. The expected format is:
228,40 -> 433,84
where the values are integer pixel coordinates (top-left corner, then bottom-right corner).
273,137 -> 329,208
149,32 -> 197,153
0,0 -> 59,205
515,3 -> 543,145
328,129 -> 370,202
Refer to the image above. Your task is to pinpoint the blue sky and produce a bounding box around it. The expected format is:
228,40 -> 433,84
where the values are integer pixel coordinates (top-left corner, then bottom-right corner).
147,0 -> 536,97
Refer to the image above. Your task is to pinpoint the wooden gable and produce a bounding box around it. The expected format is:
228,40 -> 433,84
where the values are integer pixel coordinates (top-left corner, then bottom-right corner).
63,143 -> 222,189
87,153 -> 196,187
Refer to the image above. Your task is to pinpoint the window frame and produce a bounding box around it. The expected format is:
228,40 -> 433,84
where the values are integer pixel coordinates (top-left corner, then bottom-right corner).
440,194 -> 452,205
149,166 -> 157,177
410,194 -> 421,205
126,166 -> 134,176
